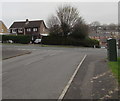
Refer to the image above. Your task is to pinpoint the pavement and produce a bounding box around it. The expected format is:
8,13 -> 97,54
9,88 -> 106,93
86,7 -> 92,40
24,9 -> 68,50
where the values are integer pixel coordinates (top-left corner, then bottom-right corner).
2,49 -> 31,60
63,54 -> 119,100
1,44 -> 119,100
2,45 -> 31,60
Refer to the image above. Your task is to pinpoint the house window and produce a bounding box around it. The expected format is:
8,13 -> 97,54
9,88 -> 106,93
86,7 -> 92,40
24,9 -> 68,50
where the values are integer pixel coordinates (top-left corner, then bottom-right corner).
33,28 -> 38,32
18,28 -> 23,33
12,29 -> 16,33
27,28 -> 31,32
1,29 -> 4,33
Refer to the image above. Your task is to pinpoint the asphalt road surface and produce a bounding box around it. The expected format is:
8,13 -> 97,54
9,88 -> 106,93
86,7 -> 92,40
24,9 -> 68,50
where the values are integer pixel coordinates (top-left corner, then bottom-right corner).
2,44 -> 116,100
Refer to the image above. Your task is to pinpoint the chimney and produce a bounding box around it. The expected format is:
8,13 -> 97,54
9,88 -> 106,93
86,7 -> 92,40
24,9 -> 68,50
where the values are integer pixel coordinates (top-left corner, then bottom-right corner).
26,19 -> 29,22
25,19 -> 29,25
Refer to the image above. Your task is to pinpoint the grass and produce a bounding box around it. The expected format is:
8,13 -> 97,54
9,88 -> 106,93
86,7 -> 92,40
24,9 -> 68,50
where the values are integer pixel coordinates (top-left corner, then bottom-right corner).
108,57 -> 120,84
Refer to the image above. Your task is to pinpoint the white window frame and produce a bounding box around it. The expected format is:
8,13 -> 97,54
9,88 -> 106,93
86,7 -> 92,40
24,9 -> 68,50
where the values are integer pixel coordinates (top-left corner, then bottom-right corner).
18,28 -> 23,33
27,28 -> 31,32
33,28 -> 38,32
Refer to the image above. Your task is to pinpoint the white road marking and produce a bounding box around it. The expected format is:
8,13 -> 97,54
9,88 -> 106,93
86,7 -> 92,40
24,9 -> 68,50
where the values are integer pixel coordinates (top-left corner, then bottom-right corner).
58,54 -> 87,101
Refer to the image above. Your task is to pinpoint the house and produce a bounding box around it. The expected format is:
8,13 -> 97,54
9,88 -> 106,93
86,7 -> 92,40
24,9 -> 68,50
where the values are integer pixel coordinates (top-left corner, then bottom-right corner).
9,19 -> 49,38
89,25 -> 119,47
0,21 -> 8,34
89,32 -> 112,47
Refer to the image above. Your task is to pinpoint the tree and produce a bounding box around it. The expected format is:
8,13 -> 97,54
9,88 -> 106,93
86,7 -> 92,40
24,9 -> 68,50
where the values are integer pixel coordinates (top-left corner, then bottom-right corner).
102,24 -> 108,30
49,25 -> 62,36
70,21 -> 89,39
90,21 -> 100,27
47,15 -> 60,28
90,21 -> 101,33
48,5 -> 84,37
108,23 -> 117,30
56,5 -> 80,27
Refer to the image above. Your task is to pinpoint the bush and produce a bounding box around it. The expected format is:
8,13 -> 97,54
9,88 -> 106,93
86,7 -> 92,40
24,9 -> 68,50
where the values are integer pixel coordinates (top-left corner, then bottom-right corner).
1,35 -> 32,44
82,38 -> 100,47
42,36 -> 100,47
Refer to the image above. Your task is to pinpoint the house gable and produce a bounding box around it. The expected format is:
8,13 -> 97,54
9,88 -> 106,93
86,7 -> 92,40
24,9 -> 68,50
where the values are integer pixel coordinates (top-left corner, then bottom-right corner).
0,21 -> 8,33
40,21 -> 49,34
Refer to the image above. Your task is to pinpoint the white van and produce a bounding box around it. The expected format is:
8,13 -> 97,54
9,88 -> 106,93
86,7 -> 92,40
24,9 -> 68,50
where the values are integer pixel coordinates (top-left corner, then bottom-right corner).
34,39 -> 41,44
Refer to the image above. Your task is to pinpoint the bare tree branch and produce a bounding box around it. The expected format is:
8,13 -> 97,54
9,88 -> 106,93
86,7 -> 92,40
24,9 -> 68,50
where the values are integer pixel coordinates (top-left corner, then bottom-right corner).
47,5 -> 85,37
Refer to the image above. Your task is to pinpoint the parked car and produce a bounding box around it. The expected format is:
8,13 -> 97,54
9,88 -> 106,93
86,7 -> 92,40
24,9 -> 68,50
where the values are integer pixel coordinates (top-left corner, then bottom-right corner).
34,39 -> 41,44
101,46 -> 106,49
7,40 -> 13,43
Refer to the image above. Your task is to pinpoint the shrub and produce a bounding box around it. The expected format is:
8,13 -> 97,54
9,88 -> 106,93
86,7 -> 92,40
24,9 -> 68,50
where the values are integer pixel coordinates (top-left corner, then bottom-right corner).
82,38 -> 100,47
42,36 -> 100,47
1,35 -> 32,44
42,36 -> 66,45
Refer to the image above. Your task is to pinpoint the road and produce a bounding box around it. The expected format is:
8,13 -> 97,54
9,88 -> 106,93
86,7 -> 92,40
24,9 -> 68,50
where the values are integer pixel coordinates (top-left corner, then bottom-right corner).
2,44 -> 113,99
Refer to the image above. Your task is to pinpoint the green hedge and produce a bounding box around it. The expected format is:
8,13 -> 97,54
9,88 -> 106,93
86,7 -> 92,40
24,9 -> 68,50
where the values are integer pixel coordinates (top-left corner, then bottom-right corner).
1,35 -> 32,44
42,36 -> 100,47
0,35 -> 100,47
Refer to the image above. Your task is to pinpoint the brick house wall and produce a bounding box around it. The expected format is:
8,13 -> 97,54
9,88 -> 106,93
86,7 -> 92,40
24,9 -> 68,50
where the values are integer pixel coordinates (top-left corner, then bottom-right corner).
0,21 -> 8,33
40,21 -> 49,34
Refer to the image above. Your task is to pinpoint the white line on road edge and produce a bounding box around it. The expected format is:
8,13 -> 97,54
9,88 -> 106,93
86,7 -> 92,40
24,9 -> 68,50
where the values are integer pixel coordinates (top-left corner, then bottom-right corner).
57,54 -> 87,101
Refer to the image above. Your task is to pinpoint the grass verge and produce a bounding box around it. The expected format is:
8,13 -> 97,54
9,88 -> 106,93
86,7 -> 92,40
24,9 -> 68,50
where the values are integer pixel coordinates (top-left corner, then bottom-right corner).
108,57 -> 120,84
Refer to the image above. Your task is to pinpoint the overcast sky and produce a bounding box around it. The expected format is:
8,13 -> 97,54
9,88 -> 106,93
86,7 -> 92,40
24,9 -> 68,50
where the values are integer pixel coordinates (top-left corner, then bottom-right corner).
1,1 -> 118,28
